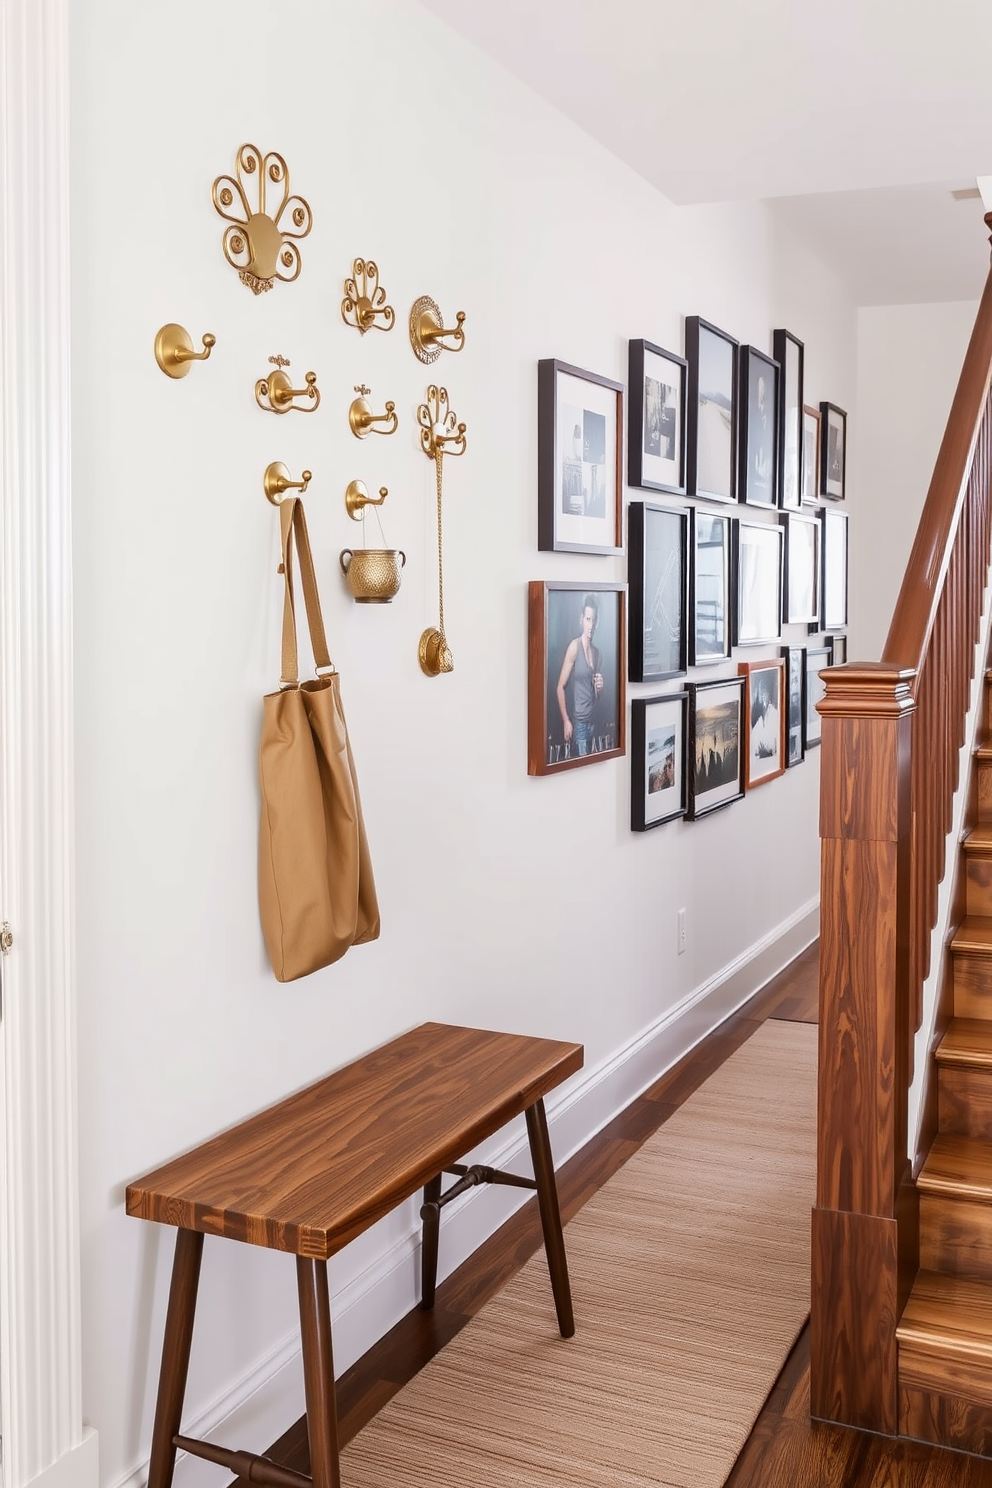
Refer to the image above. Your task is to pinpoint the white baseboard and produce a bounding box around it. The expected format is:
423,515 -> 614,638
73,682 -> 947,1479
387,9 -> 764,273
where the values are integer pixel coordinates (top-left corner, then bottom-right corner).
25,1430 -> 99,1488
119,899 -> 819,1488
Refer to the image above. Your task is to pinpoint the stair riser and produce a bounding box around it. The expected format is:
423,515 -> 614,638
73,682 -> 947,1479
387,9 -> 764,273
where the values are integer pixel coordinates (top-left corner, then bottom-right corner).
967,856 -> 992,917
979,760 -> 992,823
899,1340 -> 992,1410
900,1382 -> 992,1453
921,1193 -> 992,1279
939,1067 -> 992,1138
953,955 -> 992,1018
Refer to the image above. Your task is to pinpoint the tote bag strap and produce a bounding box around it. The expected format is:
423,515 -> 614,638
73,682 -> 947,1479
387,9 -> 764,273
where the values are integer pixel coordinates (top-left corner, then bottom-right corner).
279,496 -> 334,686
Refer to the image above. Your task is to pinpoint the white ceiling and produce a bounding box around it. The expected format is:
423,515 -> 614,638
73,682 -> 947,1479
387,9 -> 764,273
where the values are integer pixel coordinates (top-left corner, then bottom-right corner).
419,0 -> 992,304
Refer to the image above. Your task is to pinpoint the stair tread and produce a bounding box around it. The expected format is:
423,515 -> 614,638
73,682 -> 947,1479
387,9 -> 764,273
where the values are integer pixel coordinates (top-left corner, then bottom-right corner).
937,1018 -> 992,1067
952,916 -> 992,953
977,743 -> 992,760
897,1270 -> 992,1360
964,825 -> 992,853
919,1134 -> 992,1198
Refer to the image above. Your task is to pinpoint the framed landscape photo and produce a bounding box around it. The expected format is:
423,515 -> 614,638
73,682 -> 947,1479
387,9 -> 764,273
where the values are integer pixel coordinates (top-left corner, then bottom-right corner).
819,401 -> 847,501
630,692 -> 688,831
734,519 -> 783,646
781,510 -> 821,625
802,405 -> 821,507
774,330 -> 804,511
781,645 -> 806,767
805,645 -> 831,749
738,658 -> 786,789
628,340 -> 687,495
739,345 -> 779,509
821,507 -> 849,630
538,359 -> 624,555
527,581 -> 626,776
686,674 -> 745,820
685,316 -> 738,504
628,501 -> 688,682
688,509 -> 733,665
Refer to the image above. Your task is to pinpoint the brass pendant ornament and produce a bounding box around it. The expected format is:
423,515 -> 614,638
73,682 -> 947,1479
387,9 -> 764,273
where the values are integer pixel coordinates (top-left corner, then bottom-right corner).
417,385 -> 466,677
212,144 -> 312,295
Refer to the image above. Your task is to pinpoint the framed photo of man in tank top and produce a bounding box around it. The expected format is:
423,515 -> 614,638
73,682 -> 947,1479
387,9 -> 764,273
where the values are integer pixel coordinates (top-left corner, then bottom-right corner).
527,580 -> 626,776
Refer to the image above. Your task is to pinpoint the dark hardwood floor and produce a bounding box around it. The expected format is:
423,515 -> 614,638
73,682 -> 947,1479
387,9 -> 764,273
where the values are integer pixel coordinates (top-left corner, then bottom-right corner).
238,940 -> 992,1486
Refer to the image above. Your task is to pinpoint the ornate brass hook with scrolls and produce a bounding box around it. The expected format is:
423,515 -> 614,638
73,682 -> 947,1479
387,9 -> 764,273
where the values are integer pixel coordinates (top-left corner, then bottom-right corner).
341,258 -> 395,334
409,295 -> 466,364
211,144 -> 312,295
255,355 -> 321,415
417,386 -> 467,677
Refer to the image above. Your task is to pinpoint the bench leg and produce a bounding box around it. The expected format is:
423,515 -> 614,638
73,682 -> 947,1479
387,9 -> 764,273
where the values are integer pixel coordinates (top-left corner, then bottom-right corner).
525,1098 -> 575,1338
297,1258 -> 342,1488
421,1174 -> 442,1308
148,1229 -> 204,1488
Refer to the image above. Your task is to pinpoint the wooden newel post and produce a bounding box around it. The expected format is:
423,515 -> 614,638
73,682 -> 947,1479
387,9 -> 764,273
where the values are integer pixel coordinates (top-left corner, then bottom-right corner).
810,662 -> 916,1434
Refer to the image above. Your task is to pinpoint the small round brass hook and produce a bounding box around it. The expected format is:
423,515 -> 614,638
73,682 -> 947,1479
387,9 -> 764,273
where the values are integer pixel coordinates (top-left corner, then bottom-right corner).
264,462 -> 313,505
345,480 -> 389,520
256,366 -> 320,414
348,388 -> 399,439
154,324 -> 216,379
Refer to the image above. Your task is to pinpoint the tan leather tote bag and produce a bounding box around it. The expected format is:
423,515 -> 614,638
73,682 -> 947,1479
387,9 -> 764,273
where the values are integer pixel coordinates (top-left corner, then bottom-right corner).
258,495 -> 380,981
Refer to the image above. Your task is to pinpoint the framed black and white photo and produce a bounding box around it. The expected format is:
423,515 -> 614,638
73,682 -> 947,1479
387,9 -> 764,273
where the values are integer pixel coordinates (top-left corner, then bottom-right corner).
821,507 -> 849,630
538,359 -> 624,555
734,519 -> 783,646
781,645 -> 806,767
630,692 -> 688,831
739,345 -> 779,508
688,509 -> 733,665
828,634 -> 848,665
628,340 -> 687,495
805,646 -> 831,749
819,401 -> 847,501
685,317 -> 738,504
686,674 -> 745,820
628,502 -> 688,682
802,404 -> 821,507
774,330 -> 804,511
781,509 -> 820,625
739,658 -> 786,789
527,581 -> 626,776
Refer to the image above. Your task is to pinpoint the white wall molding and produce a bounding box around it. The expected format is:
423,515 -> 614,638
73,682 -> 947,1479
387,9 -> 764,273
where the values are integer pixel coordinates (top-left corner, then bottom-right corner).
0,3 -> 92,1486
111,898 -> 818,1488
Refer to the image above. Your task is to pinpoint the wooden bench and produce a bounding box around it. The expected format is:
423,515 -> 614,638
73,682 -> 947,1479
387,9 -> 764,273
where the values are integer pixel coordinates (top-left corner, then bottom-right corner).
126,1020 -> 583,1488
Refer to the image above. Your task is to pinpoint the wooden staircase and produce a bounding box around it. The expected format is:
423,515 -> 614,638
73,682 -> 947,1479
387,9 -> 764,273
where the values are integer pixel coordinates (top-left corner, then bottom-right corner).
897,670 -> 992,1453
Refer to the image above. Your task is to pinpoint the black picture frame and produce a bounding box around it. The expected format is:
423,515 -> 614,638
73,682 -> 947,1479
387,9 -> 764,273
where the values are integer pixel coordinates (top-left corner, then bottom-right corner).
688,508 -> 734,665
630,691 -> 689,831
773,330 -> 804,511
538,359 -> 624,555
821,507 -> 849,631
734,519 -> 783,646
628,501 -> 688,683
802,404 -> 821,508
828,634 -> 848,665
781,645 -> 806,767
627,340 -> 687,495
527,581 -> 626,775
685,317 -> 738,504
781,509 -> 821,625
739,345 -> 779,509
805,646 -> 831,749
819,401 -> 847,501
686,674 -> 746,820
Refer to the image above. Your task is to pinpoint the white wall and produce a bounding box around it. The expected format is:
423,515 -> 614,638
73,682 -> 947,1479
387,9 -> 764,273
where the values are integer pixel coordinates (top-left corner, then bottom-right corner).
68,3 -> 854,1483
854,300 -> 978,660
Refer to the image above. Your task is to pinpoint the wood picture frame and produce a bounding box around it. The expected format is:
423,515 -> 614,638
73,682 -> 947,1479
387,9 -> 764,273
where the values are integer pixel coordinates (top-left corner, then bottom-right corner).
685,316 -> 738,504
781,645 -> 806,767
774,329 -> 804,511
628,501 -> 688,682
781,509 -> 821,625
627,340 -> 687,495
686,674 -> 745,820
821,506 -> 849,630
538,359 -> 624,555
630,691 -> 689,831
738,658 -> 786,789
734,518 -> 783,646
802,404 -> 821,507
688,508 -> 734,665
739,345 -> 779,509
805,645 -> 831,749
527,580 -> 626,775
819,400 -> 847,501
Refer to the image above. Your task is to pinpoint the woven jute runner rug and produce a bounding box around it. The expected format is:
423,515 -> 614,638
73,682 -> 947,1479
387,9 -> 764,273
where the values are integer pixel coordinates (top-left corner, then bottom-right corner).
342,1017 -> 817,1488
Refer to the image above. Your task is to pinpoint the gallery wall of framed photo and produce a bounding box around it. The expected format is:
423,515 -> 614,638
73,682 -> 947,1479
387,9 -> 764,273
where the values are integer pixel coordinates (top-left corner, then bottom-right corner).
530,321 -> 851,836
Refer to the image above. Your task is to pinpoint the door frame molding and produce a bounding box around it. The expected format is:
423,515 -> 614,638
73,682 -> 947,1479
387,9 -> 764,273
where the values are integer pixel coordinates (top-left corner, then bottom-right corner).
0,2 -> 94,1483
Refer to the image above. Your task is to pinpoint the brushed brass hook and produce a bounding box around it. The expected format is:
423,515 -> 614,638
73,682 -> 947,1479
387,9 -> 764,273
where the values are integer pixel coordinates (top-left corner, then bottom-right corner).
410,295 -> 466,364
263,462 -> 312,505
255,356 -> 321,414
417,385 -> 467,460
154,324 -> 216,379
349,385 -> 398,439
345,480 -> 389,520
